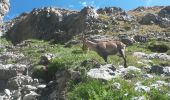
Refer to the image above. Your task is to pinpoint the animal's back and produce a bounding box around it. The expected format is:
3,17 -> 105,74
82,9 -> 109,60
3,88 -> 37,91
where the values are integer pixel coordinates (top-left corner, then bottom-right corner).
97,41 -> 119,55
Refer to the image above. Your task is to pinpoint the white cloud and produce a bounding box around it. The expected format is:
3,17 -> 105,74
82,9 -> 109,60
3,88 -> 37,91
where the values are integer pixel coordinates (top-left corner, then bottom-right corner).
82,2 -> 87,7
68,5 -> 74,8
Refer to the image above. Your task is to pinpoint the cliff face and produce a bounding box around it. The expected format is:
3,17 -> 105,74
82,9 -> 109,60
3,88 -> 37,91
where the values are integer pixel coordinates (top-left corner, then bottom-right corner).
5,6 -> 170,44
0,0 -> 10,36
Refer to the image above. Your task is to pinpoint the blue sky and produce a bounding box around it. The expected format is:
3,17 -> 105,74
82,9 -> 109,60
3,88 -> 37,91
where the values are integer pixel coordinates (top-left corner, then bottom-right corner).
4,0 -> 170,20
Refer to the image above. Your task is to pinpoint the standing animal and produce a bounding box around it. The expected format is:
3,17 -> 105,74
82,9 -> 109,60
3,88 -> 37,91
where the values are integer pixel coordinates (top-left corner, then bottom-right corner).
82,38 -> 128,68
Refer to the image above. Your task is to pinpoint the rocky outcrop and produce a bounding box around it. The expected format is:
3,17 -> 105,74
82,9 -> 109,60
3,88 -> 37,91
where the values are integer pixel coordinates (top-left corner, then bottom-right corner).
97,7 -> 123,15
133,52 -> 170,61
158,6 -> 170,19
0,0 -> 10,36
87,64 -> 141,80
140,13 -> 160,25
6,7 -> 78,44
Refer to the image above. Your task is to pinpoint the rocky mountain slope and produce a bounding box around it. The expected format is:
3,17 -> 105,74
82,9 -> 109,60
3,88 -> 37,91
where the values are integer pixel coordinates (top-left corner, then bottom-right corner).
5,6 -> 170,45
0,5 -> 170,100
0,0 -> 10,36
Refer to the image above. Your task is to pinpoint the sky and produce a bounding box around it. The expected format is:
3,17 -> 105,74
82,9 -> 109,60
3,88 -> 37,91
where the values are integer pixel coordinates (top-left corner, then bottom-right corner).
4,0 -> 170,21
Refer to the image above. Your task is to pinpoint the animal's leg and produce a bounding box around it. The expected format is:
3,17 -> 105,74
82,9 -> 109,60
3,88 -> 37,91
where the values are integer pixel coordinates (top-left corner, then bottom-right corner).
102,55 -> 108,63
119,49 -> 128,68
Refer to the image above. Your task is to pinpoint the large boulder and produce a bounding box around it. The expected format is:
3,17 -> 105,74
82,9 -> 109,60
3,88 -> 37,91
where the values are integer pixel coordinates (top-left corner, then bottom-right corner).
158,6 -> 170,28
158,6 -> 170,19
7,75 -> 33,89
97,7 -> 123,15
80,6 -> 98,20
159,18 -> 170,28
0,0 -> 10,36
140,13 -> 160,25
0,64 -> 27,80
6,7 -> 77,44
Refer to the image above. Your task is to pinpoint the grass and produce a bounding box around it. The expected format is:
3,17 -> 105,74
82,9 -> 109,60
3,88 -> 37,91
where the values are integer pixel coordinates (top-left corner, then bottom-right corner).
67,78 -> 170,100
1,38 -> 169,99
67,78 -> 138,100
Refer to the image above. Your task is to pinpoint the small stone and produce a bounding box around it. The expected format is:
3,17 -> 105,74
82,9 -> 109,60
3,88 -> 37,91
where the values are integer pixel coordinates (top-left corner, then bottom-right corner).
112,82 -> 121,89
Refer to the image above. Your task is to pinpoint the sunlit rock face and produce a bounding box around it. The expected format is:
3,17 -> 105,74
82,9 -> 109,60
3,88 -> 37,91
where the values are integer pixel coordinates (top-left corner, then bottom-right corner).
0,0 -> 10,36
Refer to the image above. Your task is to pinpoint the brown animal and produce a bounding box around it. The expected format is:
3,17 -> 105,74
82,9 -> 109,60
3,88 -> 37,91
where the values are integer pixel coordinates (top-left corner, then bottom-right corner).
82,38 -> 128,68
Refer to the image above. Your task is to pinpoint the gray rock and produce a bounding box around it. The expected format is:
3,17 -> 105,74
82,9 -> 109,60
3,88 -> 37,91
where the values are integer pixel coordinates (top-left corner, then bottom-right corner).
80,6 -> 98,20
22,85 -> 37,91
118,34 -> 135,46
131,95 -> 145,100
142,74 -> 154,79
39,53 -> 55,65
135,82 -> 150,92
7,75 -> 33,89
97,7 -> 123,15
163,67 -> 170,76
0,64 -> 27,80
87,64 -> 116,80
0,0 -> 10,36
133,35 -> 148,43
112,82 -> 121,89
150,65 -> 170,76
150,81 -> 170,89
140,13 -> 160,25
158,6 -> 170,19
23,91 -> 39,100
159,18 -> 170,28
37,85 -> 46,89
133,52 -> 170,61
150,65 -> 164,74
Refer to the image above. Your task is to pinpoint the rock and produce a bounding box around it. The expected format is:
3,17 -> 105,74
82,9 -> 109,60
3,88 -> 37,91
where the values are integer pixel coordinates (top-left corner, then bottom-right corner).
156,81 -> 169,86
133,35 -> 148,43
142,74 -> 154,79
112,82 -> 121,89
39,70 -> 80,100
97,7 -> 123,15
0,64 -> 27,80
80,6 -> 98,20
87,64 -> 116,80
133,6 -> 146,11
140,13 -> 160,25
89,35 -> 113,42
150,65 -> 170,76
0,0 -> 10,36
133,52 -> 170,61
6,7 -> 77,44
39,53 -> 55,65
4,89 -> 11,98
135,82 -> 150,92
23,91 -> 39,100
7,75 -> 33,89
118,66 -> 141,74
0,51 -> 25,63
158,6 -> 170,19
22,85 -> 37,91
150,65 -> 164,74
118,34 -> 135,46
163,67 -> 170,76
131,95 -> 145,100
11,89 -> 22,100
150,81 -> 170,89
64,40 -> 80,47
159,18 -> 170,28
37,85 -> 46,89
